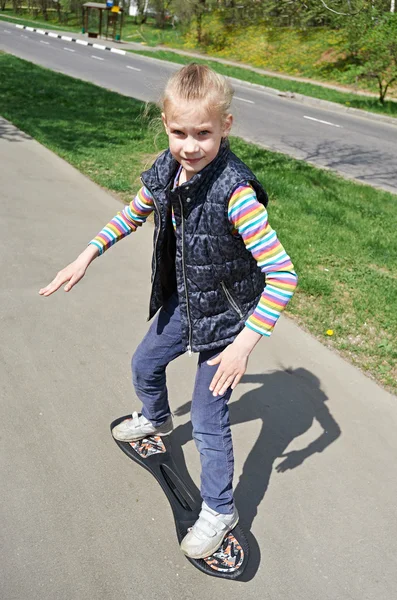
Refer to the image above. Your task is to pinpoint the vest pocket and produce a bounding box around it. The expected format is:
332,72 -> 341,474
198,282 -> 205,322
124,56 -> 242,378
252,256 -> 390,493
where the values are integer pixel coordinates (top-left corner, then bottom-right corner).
220,281 -> 243,318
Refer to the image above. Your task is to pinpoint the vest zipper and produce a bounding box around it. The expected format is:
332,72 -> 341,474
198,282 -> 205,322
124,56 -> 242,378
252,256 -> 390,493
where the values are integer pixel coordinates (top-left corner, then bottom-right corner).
178,196 -> 193,356
221,281 -> 243,318
142,179 -> 161,317
151,197 -> 161,282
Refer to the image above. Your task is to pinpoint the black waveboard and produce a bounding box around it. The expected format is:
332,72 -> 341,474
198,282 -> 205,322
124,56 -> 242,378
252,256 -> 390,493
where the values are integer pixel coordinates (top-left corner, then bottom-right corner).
111,415 -> 249,579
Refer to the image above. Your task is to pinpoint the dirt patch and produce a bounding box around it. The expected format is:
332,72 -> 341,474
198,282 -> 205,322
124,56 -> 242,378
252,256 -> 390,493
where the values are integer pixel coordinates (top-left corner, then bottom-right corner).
316,48 -> 344,65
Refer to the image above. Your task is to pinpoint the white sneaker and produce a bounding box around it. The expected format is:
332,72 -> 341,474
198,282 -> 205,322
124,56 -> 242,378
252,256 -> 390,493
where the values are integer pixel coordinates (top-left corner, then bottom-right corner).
112,411 -> 173,442
180,501 -> 239,559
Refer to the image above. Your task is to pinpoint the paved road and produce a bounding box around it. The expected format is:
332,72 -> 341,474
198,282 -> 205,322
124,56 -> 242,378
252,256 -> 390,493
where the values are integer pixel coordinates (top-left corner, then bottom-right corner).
1,20 -> 397,194
1,118 -> 397,599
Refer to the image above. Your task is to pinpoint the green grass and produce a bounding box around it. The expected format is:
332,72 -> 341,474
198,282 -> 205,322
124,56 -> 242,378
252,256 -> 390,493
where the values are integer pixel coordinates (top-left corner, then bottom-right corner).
0,53 -> 396,392
132,50 -> 397,119
122,20 -> 185,47
0,12 -> 81,32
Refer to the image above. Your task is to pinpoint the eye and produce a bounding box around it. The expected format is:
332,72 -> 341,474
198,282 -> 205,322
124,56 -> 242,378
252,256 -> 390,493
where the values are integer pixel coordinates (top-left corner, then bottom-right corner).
171,129 -> 185,136
199,130 -> 210,136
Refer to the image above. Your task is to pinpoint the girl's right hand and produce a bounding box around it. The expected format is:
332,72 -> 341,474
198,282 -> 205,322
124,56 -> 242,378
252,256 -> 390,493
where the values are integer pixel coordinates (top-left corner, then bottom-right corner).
39,245 -> 99,297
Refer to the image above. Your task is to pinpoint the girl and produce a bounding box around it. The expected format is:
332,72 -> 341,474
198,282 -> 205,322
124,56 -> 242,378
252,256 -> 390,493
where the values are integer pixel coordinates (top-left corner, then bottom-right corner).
39,64 -> 298,560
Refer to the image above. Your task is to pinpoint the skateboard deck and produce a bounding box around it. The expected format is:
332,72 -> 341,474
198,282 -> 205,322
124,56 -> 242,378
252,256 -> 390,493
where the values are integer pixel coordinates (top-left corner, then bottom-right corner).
111,415 -> 249,579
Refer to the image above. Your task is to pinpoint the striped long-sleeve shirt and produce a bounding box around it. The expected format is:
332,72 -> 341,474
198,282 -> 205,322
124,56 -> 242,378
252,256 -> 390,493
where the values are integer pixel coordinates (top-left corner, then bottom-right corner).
90,184 -> 297,336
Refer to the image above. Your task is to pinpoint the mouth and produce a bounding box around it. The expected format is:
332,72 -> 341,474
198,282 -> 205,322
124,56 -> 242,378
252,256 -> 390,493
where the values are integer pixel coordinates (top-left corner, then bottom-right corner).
183,157 -> 203,165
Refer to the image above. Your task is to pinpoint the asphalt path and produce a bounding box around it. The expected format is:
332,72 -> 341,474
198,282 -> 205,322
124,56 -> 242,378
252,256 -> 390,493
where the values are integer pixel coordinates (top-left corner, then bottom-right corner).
1,117 -> 397,599
1,20 -> 397,194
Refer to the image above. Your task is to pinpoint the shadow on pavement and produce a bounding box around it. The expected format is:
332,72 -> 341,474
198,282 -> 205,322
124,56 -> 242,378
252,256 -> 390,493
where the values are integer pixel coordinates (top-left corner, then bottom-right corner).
284,137 -> 397,191
0,118 -> 31,142
170,366 -> 341,582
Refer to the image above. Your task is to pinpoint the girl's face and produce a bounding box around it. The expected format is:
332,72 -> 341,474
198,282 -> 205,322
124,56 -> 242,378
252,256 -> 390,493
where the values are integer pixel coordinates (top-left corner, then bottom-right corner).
162,100 -> 233,181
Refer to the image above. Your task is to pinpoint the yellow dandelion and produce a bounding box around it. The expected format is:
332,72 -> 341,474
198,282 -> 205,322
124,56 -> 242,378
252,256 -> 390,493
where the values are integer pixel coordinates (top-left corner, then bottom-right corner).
326,329 -> 334,336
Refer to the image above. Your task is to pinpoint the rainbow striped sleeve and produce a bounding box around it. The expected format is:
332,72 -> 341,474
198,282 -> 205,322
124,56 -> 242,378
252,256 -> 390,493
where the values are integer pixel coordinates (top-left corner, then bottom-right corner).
89,186 -> 154,255
228,184 -> 298,337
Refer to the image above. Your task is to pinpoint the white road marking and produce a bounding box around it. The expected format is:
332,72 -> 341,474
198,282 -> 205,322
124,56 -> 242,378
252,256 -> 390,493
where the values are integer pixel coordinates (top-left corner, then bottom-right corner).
127,65 -> 142,71
40,40 -> 50,45
64,47 -> 75,52
21,35 -> 29,39
91,55 -> 104,61
235,96 -> 255,104
304,115 -> 342,128
3,29 -> 11,33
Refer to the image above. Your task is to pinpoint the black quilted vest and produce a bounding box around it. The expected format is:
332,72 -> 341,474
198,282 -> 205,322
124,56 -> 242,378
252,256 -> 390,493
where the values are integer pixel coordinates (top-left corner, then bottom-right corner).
141,139 -> 268,353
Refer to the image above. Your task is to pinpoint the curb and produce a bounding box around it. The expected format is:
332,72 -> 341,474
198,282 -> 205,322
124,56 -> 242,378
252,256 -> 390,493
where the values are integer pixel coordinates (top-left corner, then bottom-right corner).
14,24 -> 126,55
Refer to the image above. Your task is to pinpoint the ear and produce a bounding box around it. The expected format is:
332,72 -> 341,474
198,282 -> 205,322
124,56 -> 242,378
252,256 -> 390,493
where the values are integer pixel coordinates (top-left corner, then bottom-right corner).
223,113 -> 233,137
161,113 -> 169,135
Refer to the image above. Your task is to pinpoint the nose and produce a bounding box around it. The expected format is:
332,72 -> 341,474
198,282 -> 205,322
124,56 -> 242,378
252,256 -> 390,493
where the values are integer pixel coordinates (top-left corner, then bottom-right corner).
184,136 -> 199,154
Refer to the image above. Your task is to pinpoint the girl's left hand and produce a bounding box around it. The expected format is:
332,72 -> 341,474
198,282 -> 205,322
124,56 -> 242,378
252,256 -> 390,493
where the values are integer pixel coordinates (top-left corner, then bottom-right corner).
207,342 -> 249,397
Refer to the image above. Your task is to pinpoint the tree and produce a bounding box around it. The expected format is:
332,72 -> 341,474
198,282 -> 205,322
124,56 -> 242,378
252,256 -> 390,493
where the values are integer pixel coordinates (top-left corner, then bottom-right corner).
38,0 -> 49,21
149,0 -> 173,28
135,1 -> 150,24
170,0 -> 211,43
261,0 -> 366,27
355,13 -> 397,103
12,0 -> 23,15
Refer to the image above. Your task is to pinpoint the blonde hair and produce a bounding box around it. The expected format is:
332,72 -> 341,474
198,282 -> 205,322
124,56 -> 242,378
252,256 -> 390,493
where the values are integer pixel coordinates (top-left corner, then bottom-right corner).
161,63 -> 234,122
